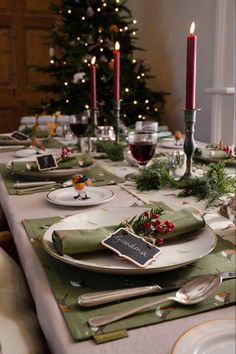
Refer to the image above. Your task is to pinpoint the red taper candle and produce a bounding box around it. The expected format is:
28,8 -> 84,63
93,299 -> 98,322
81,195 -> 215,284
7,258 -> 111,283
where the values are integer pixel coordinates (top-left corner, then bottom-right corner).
186,22 -> 197,110
90,56 -> 97,109
113,42 -> 120,100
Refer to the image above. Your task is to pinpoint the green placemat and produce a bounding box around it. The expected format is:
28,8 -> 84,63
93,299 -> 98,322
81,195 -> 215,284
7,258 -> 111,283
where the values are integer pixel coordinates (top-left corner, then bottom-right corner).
0,164 -> 124,195
22,210 -> 236,342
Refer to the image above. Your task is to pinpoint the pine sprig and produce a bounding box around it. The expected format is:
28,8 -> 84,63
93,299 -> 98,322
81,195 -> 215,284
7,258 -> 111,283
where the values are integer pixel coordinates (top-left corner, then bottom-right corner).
135,161 -> 235,208
95,141 -> 124,161
136,160 -> 174,191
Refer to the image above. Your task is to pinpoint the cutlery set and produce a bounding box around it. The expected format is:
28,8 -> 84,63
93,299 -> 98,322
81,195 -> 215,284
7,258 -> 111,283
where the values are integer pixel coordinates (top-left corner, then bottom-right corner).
14,180 -> 73,194
77,271 -> 235,326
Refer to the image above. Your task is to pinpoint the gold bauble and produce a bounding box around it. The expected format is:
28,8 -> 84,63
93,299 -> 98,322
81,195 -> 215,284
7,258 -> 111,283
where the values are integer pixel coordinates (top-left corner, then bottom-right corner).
109,24 -> 119,33
107,60 -> 114,71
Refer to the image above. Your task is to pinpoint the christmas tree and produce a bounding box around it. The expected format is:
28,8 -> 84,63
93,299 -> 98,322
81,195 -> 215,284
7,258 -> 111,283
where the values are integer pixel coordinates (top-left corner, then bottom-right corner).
33,0 -> 169,127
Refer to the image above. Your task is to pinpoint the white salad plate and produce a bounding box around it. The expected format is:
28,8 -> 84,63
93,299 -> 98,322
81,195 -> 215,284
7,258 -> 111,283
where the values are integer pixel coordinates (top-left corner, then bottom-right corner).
42,207 -> 216,275
46,186 -> 114,206
172,318 -> 236,354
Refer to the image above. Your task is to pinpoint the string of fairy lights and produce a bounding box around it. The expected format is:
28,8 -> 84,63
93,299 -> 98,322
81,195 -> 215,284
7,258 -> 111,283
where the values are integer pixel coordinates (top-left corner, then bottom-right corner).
48,0 -> 158,120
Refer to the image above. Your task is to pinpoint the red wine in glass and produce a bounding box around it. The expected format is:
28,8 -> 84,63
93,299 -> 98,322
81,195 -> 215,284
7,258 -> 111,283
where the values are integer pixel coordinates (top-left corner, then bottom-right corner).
70,122 -> 88,137
129,142 -> 156,166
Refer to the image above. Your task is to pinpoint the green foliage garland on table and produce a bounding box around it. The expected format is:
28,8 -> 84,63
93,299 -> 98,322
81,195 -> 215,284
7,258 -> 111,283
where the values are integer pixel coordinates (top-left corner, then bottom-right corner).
135,161 -> 235,208
94,140 -> 124,161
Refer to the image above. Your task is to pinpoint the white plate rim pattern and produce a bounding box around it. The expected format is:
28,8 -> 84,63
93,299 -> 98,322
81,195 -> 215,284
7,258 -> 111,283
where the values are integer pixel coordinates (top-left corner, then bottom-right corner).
46,186 -> 115,206
171,318 -> 236,354
42,207 -> 216,275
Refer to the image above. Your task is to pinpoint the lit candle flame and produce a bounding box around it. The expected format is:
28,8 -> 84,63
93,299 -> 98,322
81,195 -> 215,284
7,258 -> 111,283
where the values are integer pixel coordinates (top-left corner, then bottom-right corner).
115,41 -> 120,51
190,22 -> 195,35
91,56 -> 96,65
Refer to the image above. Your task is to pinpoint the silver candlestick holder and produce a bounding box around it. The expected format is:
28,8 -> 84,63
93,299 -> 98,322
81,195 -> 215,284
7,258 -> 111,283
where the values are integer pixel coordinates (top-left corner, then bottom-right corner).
91,108 -> 99,136
182,108 -> 201,179
113,99 -> 121,143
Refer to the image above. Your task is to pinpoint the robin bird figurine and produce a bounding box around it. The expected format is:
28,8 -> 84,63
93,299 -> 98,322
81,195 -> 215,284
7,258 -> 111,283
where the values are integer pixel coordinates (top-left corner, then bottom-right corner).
72,175 -> 92,200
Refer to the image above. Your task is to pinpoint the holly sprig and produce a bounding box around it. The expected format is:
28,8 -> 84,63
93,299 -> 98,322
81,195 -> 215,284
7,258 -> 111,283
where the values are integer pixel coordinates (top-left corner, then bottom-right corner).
118,206 -> 175,246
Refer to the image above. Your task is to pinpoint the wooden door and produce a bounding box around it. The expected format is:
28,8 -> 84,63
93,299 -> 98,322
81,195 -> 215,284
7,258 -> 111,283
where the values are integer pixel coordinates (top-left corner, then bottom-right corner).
0,0 -> 59,133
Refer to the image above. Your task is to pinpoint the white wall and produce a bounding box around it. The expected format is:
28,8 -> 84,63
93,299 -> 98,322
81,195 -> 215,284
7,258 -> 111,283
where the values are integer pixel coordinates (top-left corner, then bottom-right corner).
127,0 -> 234,143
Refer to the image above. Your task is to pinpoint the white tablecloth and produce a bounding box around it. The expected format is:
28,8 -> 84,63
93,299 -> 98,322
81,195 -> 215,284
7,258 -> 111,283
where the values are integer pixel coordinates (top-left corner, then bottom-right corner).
0,150 -> 235,354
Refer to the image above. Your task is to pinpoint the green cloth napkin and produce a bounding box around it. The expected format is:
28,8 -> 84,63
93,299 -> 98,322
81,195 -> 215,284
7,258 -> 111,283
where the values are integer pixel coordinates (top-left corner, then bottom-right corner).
52,208 -> 205,255
22,210 -> 236,342
8,153 -> 92,172
197,148 -> 229,159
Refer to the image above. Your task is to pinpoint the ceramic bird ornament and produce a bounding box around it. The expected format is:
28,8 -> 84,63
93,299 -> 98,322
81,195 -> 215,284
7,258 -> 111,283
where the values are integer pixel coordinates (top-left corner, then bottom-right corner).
72,175 -> 92,200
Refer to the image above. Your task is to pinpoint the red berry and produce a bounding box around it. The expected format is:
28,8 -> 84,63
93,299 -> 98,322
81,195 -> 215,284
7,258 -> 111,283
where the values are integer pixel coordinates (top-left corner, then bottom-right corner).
155,225 -> 163,233
143,222 -> 150,228
153,219 -> 161,226
156,238 -> 164,245
152,213 -> 159,219
144,212 -> 149,217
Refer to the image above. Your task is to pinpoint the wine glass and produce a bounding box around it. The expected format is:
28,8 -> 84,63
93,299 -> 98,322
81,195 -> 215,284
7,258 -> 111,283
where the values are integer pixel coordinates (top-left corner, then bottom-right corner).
126,130 -> 158,180
69,114 -> 89,137
135,121 -> 158,133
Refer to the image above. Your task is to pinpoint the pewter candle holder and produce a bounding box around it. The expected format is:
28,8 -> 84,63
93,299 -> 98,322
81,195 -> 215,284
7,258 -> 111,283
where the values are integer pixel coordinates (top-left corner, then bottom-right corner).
113,99 -> 121,143
91,108 -> 98,136
182,108 -> 199,178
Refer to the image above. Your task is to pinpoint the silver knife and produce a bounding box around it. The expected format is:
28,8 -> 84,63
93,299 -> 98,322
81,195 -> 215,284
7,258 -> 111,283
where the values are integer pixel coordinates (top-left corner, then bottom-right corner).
14,181 -> 57,188
77,271 -> 235,307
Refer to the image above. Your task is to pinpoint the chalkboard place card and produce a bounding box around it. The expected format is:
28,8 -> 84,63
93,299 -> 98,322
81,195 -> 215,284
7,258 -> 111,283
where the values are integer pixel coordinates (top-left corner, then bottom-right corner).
102,227 -> 161,268
10,131 -> 29,141
36,154 -> 58,171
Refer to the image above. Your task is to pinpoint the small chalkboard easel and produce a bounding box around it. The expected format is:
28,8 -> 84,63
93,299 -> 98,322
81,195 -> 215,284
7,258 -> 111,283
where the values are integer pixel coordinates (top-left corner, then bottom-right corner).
36,154 -> 58,171
102,227 -> 161,268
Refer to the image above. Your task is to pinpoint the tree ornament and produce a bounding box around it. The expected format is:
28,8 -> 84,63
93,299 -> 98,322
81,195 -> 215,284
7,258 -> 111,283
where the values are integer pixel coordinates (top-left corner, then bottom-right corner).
49,47 -> 55,57
86,5 -> 94,17
73,72 -> 86,84
100,55 -> 108,63
107,60 -> 114,71
109,24 -> 119,33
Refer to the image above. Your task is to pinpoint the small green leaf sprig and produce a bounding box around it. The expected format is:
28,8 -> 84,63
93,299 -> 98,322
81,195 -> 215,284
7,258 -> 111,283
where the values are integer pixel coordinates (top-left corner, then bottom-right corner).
119,206 -> 175,246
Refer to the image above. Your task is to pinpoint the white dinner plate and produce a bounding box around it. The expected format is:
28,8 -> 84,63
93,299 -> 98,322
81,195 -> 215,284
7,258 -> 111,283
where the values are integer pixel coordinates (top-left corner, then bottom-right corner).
172,318 -> 236,354
0,145 -> 25,151
46,186 -> 114,206
42,207 -> 216,275
156,131 -> 172,139
14,148 -> 59,158
159,138 -> 184,149
14,162 -> 95,180
0,138 -> 31,146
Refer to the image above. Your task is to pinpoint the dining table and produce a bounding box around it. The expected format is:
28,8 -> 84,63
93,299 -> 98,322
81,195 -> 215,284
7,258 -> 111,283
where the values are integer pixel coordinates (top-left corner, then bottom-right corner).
0,140 -> 235,354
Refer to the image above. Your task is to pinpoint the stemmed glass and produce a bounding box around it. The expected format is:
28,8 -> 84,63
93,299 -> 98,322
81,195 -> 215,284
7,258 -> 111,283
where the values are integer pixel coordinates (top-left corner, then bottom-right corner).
69,114 -> 89,137
126,130 -> 158,180
69,114 -> 89,152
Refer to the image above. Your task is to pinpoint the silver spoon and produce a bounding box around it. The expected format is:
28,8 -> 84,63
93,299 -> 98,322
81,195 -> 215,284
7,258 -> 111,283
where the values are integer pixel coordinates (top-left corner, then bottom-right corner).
88,273 -> 221,327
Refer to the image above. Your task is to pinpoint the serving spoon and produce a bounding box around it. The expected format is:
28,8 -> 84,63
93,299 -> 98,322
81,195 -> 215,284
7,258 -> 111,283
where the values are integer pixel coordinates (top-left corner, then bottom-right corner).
88,273 -> 221,327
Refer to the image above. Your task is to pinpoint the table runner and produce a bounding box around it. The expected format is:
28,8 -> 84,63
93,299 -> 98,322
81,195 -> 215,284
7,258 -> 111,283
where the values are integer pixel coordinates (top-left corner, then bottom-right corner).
22,212 -> 235,343
0,164 -> 123,195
